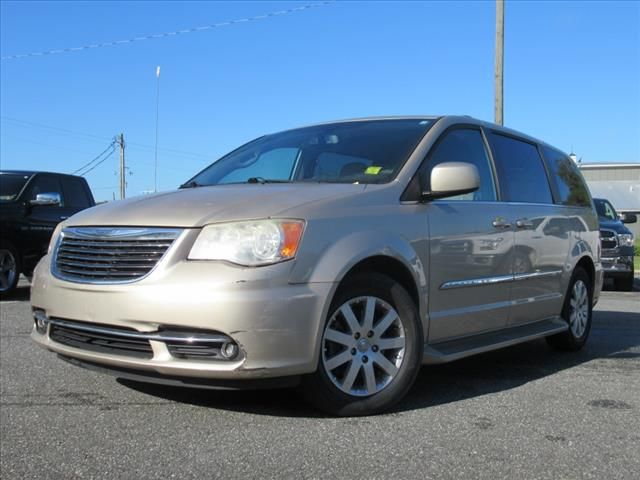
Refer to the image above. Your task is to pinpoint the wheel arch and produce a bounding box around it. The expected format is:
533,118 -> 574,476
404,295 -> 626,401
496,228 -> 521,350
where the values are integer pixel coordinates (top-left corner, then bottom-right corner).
330,254 -> 427,342
575,255 -> 595,290
339,255 -> 421,312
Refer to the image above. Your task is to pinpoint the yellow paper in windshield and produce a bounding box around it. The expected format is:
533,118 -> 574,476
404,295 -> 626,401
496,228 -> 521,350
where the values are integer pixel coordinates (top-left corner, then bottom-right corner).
365,166 -> 382,175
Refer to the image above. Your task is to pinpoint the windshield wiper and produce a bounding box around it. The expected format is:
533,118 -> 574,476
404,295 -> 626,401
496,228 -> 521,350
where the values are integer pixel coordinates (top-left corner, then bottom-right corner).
246,177 -> 290,184
179,180 -> 201,189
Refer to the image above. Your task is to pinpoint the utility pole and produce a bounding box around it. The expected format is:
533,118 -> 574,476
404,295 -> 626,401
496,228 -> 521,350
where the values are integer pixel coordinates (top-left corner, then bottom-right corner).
154,66 -> 161,193
494,0 -> 504,125
117,133 -> 126,200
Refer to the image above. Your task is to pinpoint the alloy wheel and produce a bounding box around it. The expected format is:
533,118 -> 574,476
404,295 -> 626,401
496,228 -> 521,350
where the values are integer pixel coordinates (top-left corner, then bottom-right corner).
322,296 -> 406,397
569,279 -> 589,338
0,249 -> 18,293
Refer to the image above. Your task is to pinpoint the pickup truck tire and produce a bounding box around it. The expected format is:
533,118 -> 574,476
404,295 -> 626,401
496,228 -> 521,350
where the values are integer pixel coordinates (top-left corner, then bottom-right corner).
0,242 -> 20,295
546,267 -> 592,351
301,273 -> 423,416
614,270 -> 634,292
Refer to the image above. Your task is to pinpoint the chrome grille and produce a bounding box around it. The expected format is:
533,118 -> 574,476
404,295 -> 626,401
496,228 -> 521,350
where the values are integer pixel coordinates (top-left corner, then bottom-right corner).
600,229 -> 617,251
53,227 -> 181,283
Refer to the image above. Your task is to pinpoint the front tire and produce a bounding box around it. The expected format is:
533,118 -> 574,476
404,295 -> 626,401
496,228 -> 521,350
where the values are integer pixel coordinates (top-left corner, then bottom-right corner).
614,269 -> 634,292
546,267 -> 593,351
301,273 -> 423,416
0,243 -> 20,295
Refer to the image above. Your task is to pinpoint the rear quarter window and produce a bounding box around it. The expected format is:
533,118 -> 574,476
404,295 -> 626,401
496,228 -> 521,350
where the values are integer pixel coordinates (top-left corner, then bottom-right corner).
541,146 -> 591,207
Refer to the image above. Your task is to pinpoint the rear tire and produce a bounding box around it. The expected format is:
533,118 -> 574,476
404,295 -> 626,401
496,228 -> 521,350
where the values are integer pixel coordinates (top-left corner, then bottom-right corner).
0,243 -> 21,295
546,267 -> 593,351
301,273 -> 423,416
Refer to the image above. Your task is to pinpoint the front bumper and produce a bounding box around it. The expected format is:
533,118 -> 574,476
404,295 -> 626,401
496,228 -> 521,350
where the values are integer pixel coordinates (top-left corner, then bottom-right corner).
601,255 -> 634,277
31,254 -> 334,382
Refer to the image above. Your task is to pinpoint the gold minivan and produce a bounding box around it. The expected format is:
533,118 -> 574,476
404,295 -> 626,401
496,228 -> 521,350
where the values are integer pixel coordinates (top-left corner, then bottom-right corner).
31,116 -> 603,415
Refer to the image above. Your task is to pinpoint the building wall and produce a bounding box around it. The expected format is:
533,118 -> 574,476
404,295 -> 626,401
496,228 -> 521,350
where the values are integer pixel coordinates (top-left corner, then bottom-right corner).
579,164 -> 640,238
581,167 -> 640,182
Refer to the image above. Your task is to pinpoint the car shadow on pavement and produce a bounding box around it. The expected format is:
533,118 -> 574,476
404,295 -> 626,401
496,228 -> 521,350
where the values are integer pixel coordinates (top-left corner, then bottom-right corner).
0,285 -> 30,302
118,309 -> 640,418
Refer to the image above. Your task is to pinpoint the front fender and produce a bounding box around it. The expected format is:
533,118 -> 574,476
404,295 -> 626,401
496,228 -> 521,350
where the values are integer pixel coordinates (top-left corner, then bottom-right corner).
290,224 -> 428,322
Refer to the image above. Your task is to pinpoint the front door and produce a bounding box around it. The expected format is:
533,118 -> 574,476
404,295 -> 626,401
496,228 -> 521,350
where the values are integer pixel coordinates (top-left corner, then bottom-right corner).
22,174 -> 69,264
421,128 -> 513,342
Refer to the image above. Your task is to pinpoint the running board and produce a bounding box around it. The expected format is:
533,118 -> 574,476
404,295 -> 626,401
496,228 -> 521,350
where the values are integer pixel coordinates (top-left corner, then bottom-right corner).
423,317 -> 568,364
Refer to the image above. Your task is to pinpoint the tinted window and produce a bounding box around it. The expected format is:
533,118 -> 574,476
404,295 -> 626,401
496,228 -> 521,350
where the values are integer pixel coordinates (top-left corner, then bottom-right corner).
423,129 -> 496,201
541,147 -> 591,207
61,177 -> 92,208
0,173 -> 31,202
488,133 -> 553,204
594,198 -> 617,221
26,175 -> 63,205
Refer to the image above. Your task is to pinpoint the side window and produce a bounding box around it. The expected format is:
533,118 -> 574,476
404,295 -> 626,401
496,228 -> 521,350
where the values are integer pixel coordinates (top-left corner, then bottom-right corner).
422,128 -> 496,201
61,177 -> 92,208
219,148 -> 299,184
26,175 -> 64,206
541,146 -> 591,207
488,133 -> 553,204
595,199 -> 617,221
312,153 -> 373,180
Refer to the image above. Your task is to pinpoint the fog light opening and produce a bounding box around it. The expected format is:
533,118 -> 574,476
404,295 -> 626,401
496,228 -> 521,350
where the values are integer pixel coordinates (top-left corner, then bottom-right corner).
220,341 -> 239,359
34,310 -> 49,335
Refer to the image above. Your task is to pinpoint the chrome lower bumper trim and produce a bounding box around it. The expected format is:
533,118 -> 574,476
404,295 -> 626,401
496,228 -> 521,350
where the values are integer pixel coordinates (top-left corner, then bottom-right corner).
47,318 -> 229,344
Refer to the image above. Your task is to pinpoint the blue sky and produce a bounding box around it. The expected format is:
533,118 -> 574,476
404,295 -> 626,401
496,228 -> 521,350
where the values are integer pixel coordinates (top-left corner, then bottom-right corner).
1,0 -> 639,201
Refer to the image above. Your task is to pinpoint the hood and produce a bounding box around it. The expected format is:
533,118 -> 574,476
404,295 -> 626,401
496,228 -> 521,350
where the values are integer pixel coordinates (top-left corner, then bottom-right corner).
66,183 -> 367,227
598,218 -> 631,234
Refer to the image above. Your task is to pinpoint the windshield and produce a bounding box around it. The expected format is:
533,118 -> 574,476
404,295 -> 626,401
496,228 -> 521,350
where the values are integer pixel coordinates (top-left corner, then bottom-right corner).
0,173 -> 31,202
184,119 -> 434,187
594,198 -> 618,221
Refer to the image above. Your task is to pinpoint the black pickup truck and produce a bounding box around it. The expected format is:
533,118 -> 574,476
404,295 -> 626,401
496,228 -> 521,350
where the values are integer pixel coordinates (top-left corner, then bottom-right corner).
593,197 -> 637,291
0,171 -> 95,294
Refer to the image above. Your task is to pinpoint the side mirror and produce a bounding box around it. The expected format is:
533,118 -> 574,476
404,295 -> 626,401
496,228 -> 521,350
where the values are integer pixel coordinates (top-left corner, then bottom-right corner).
621,213 -> 637,224
421,162 -> 480,201
30,192 -> 61,206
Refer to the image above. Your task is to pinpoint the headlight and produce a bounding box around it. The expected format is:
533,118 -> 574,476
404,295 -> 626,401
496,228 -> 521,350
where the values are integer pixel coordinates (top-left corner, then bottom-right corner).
188,219 -> 305,266
618,233 -> 634,247
48,222 -> 65,254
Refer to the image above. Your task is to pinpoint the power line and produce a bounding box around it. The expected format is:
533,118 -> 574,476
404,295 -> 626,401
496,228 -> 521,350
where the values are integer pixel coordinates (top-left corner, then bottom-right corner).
73,142 -> 116,175
1,2 -> 332,61
1,116 -> 210,160
1,116 -> 110,142
78,148 -> 116,176
0,133 -> 101,156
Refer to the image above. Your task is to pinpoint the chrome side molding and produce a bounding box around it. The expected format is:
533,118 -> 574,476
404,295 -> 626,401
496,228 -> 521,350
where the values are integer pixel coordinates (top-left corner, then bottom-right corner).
441,270 -> 563,290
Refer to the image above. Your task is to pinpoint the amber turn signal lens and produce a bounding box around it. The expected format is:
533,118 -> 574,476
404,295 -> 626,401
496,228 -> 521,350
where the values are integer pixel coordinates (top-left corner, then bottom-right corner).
280,221 -> 304,258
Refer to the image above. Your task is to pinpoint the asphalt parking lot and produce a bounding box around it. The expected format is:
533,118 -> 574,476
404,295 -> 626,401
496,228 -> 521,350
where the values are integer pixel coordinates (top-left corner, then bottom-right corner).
1,280 -> 638,480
